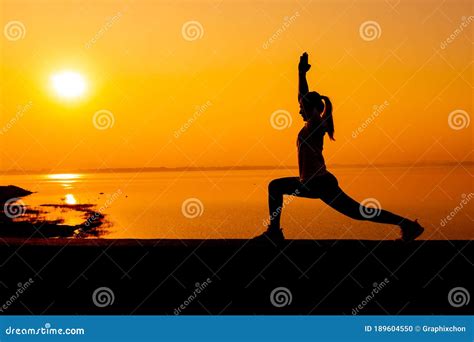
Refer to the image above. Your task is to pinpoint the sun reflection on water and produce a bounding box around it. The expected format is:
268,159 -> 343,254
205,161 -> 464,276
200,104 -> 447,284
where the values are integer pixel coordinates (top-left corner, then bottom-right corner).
64,194 -> 77,205
47,173 -> 82,180
46,173 -> 83,189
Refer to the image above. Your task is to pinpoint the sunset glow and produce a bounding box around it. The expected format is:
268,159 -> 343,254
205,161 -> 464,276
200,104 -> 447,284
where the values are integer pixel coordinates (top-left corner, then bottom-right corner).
0,1 -> 470,172
0,1 -> 471,323
51,71 -> 86,99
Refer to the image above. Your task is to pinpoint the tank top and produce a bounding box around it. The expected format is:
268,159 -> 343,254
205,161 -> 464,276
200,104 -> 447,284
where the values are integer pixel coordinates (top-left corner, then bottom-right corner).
297,123 -> 327,182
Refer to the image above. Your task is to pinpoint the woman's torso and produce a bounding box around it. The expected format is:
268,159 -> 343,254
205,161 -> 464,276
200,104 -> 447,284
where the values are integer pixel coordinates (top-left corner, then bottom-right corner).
297,124 -> 327,182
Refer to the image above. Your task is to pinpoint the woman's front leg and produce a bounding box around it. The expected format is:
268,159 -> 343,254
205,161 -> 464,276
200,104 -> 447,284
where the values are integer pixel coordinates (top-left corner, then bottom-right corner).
267,177 -> 302,230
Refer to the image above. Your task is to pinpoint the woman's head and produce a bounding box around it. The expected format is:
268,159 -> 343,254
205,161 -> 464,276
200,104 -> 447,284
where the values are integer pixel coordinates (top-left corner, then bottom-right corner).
299,91 -> 335,140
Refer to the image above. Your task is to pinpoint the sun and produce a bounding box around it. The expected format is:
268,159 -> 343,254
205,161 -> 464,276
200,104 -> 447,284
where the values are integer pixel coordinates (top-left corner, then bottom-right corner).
51,71 -> 86,99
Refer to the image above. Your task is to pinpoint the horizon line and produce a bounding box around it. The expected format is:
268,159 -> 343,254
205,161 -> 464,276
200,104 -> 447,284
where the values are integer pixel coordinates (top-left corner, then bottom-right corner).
1,161 -> 472,175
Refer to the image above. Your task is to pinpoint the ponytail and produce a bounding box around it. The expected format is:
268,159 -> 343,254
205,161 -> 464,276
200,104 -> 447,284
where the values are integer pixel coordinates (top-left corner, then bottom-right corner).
320,95 -> 335,141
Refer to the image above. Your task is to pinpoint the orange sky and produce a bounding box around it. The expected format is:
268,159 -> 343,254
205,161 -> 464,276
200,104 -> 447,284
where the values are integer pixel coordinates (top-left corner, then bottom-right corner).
1,0 -> 472,172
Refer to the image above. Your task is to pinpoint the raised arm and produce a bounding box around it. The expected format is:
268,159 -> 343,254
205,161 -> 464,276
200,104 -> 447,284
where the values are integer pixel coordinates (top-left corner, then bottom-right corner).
298,52 -> 311,101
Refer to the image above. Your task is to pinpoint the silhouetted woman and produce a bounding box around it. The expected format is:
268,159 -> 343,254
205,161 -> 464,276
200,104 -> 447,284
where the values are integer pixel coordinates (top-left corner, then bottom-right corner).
255,52 -> 424,242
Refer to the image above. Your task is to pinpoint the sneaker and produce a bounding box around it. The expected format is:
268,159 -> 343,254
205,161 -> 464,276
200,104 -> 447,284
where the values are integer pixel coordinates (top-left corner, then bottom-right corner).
252,227 -> 285,244
399,219 -> 424,242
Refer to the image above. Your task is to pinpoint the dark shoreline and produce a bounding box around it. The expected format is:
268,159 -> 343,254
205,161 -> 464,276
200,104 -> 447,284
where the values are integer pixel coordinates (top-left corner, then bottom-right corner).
0,185 -> 108,238
1,160 -> 472,175
0,238 -> 472,315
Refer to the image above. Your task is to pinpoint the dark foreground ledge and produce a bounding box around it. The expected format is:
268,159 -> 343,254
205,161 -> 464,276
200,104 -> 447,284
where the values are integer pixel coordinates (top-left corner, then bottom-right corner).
0,238 -> 472,315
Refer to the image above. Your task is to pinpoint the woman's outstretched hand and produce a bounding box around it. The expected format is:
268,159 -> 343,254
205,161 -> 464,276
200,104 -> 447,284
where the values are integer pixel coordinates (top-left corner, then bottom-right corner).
298,52 -> 311,74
